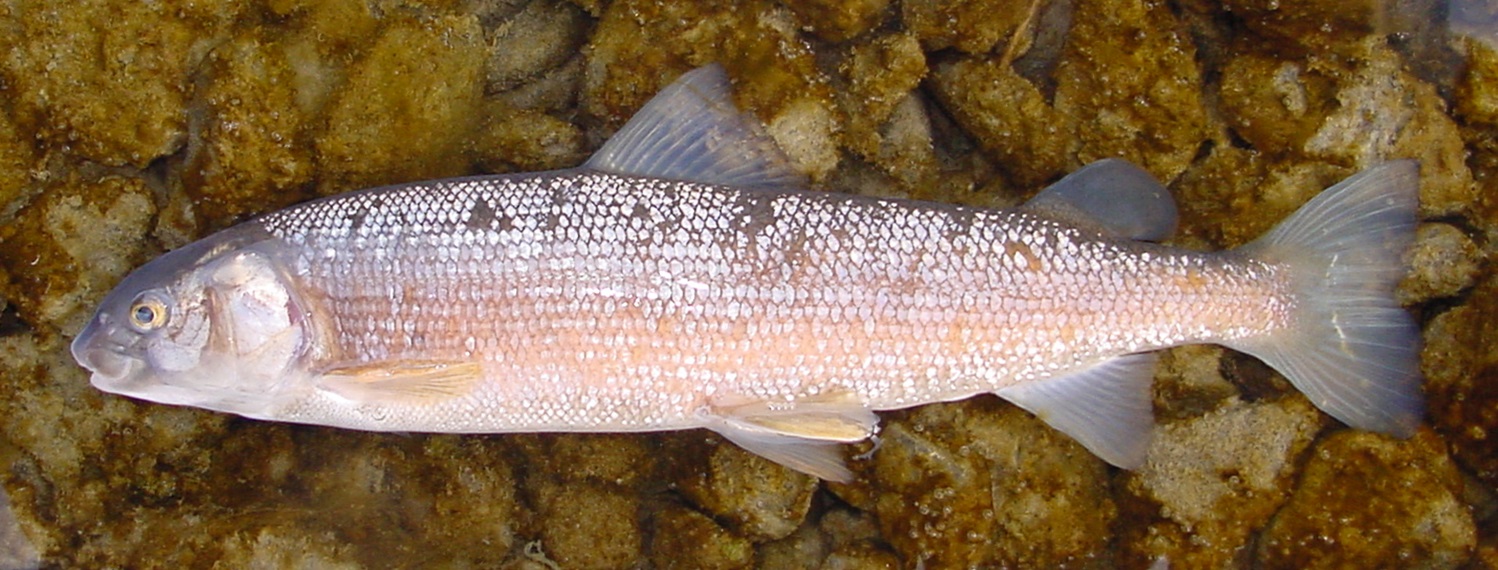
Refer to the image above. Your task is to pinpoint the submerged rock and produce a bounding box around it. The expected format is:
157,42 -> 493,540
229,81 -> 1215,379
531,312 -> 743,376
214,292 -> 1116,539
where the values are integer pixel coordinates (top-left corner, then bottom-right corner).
0,0 -> 1490,567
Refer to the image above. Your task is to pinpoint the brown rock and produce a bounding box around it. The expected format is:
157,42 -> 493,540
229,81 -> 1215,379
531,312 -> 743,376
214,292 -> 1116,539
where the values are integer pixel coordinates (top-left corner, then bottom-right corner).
1257,430 -> 1476,568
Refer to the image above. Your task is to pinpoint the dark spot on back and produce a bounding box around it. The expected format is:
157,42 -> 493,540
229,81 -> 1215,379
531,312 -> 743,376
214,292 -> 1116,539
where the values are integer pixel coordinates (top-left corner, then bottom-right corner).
467,199 -> 497,231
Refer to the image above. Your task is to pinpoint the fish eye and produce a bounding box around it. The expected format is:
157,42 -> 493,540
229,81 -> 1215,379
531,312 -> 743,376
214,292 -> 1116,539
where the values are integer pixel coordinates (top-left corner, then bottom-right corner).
127,293 -> 170,331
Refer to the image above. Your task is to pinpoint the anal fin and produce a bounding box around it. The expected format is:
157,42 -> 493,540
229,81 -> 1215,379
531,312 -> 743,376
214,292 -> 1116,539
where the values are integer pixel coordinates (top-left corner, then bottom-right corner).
317,360 -> 483,405
996,353 -> 1158,469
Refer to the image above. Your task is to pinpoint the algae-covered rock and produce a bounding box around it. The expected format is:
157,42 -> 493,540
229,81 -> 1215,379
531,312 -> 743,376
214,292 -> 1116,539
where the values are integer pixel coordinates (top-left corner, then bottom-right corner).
1217,50 -> 1339,158
1425,273 -> 1498,487
785,0 -> 889,43
853,398 -> 1115,568
0,0 -> 252,168
527,476 -> 645,569
649,505 -> 755,570
1120,397 -> 1322,568
1054,0 -> 1209,181
0,173 -> 155,330
184,33 -> 316,231
1399,222 -> 1483,305
1,0 -> 1493,567
901,0 -> 1028,54
670,434 -> 820,542
928,56 -> 1074,188
1297,39 -> 1475,219
314,14 -> 487,194
584,0 -> 839,181
0,107 -> 38,223
480,0 -> 590,93
1257,430 -> 1476,568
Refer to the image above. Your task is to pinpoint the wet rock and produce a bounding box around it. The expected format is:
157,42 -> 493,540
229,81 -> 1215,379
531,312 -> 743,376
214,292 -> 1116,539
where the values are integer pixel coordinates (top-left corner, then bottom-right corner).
527,475 -> 645,569
1217,50 -> 1339,158
851,398 -> 1115,568
480,0 -> 590,93
1425,273 -> 1498,488
1298,40 -> 1475,219
757,504 -> 898,568
183,34 -> 316,231
901,0 -> 1027,54
785,0 -> 889,43
1222,0 -> 1397,58
215,528 -> 361,569
0,0 -> 245,167
510,433 -> 658,488
649,504 -> 755,570
1054,0 -> 1209,182
0,484 -> 39,570
1151,345 -> 1241,422
928,56 -> 1073,188
1119,397 -> 1322,568
671,434 -> 820,542
1399,222 -> 1483,305
583,0 -> 838,181
831,32 -> 932,192
314,14 -> 487,194
0,173 -> 155,331
1257,430 -> 1476,568
0,108 -> 38,223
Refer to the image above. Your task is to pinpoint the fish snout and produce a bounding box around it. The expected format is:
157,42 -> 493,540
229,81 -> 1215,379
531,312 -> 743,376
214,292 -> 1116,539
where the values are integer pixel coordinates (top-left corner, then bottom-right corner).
71,317 -> 140,384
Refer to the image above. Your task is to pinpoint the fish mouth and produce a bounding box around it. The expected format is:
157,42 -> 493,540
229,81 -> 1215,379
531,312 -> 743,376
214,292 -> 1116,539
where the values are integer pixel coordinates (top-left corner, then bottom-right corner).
75,345 -> 138,384
71,318 -> 139,384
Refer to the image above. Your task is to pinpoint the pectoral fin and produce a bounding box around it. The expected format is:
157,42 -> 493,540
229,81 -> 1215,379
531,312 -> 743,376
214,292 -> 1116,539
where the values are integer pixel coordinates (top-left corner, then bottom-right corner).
317,361 -> 483,405
702,391 -> 879,482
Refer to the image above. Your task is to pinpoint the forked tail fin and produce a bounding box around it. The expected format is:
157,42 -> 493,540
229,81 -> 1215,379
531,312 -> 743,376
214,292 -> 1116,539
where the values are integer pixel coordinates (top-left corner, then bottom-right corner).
1228,161 -> 1423,437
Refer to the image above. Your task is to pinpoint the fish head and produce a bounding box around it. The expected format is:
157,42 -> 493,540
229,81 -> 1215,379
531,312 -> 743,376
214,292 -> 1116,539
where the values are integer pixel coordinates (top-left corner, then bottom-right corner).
72,227 -> 314,417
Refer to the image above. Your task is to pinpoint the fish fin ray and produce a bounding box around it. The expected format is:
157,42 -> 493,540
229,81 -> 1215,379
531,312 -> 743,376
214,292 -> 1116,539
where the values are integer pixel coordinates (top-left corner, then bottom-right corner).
1229,160 -> 1423,437
710,391 -> 879,443
706,425 -> 856,482
317,361 -> 483,404
583,64 -> 804,189
698,391 -> 877,481
1022,159 -> 1178,241
996,353 -> 1157,469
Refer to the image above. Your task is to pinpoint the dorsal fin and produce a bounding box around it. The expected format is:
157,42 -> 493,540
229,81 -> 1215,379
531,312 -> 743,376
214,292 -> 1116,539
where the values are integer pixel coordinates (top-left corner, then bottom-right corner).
584,64 -> 805,189
1023,159 -> 1178,241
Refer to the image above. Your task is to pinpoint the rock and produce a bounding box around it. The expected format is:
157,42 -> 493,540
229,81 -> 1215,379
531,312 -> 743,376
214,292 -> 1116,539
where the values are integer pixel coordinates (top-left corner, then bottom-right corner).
313,14 -> 488,194
648,505 -> 755,570
1053,0 -> 1209,182
1120,397 -> 1322,568
1398,222 -> 1483,305
183,33 -> 315,230
670,433 -> 820,542
785,0 -> 889,43
1256,430 -> 1476,568
850,398 -> 1115,568
0,0 -> 246,167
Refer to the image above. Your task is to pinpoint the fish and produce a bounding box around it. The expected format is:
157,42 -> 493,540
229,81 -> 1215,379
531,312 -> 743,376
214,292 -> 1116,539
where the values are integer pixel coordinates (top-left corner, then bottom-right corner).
71,64 -> 1424,482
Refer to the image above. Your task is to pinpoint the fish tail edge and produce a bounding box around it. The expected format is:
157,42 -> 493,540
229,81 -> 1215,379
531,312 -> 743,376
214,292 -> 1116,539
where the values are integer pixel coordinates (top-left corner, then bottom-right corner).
1228,160 -> 1424,437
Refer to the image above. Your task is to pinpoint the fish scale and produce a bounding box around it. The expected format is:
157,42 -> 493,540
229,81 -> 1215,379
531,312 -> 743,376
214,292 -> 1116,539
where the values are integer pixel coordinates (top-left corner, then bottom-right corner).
73,65 -> 1422,481
260,169 -> 1276,430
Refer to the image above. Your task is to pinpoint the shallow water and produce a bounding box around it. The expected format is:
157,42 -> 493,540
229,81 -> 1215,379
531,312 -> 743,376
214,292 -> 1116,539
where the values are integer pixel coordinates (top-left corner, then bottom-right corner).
0,0 -> 1493,567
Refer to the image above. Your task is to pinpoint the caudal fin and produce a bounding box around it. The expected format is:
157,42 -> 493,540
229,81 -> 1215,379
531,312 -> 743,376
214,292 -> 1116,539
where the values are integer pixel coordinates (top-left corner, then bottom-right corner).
1228,161 -> 1423,437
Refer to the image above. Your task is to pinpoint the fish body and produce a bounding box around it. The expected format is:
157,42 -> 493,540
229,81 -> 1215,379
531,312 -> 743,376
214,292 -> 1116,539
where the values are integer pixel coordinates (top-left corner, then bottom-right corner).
72,66 -> 1423,481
